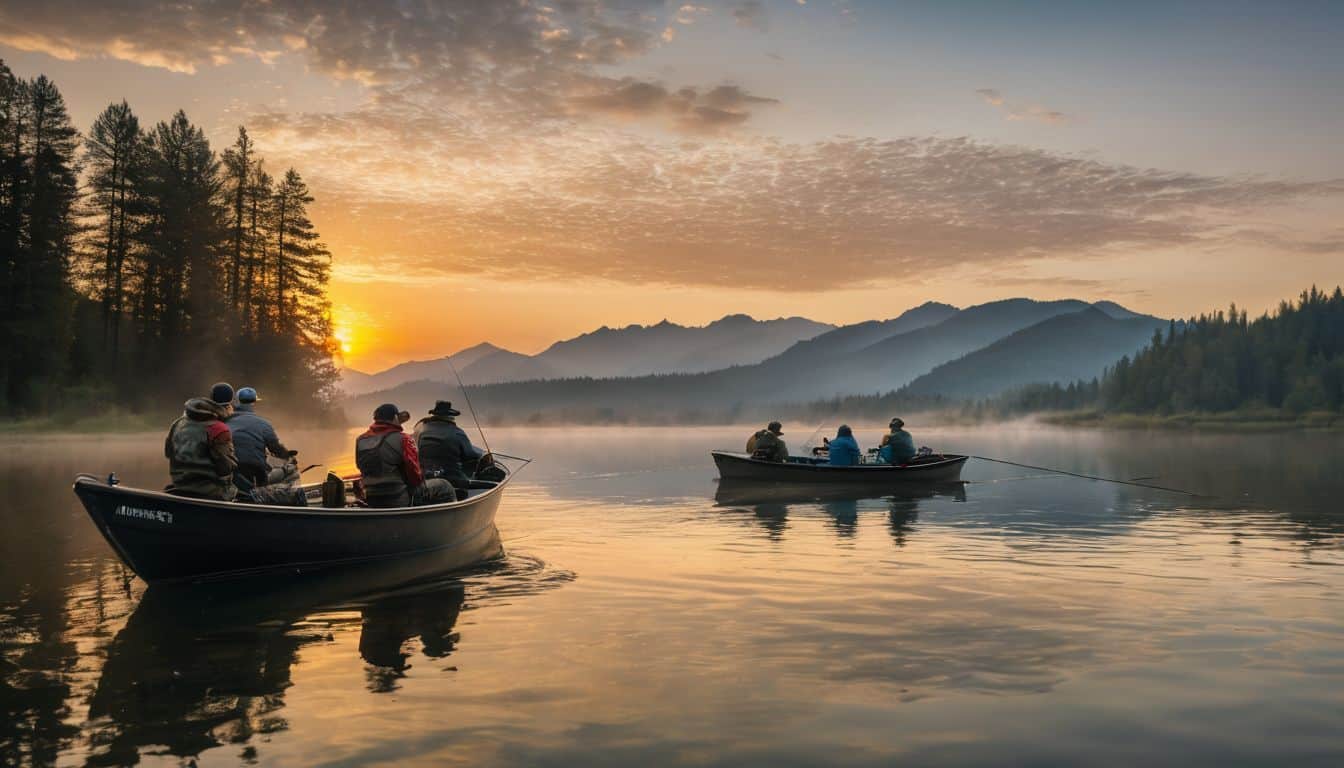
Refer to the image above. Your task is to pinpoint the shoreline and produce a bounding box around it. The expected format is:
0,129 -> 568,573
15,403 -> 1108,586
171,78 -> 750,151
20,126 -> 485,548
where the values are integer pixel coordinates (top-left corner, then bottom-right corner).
4,409 -> 1340,435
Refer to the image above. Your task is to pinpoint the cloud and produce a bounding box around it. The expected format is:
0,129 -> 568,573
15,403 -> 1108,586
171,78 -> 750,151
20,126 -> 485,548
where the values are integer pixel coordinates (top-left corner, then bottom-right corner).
975,88 -> 1005,107
977,87 -> 1070,124
675,4 -> 712,24
732,0 -> 769,31
10,1 -> 1336,295
569,79 -> 779,133
249,103 -> 1344,291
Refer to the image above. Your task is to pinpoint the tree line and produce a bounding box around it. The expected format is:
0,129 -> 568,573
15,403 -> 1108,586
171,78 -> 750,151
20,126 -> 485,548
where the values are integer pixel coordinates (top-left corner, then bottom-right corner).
1100,286 -> 1344,415
982,286 -> 1344,418
0,60 -> 338,420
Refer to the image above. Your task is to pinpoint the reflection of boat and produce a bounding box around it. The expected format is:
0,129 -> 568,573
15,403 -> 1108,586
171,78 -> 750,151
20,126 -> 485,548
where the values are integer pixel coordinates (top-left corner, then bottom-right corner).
711,451 -> 968,484
714,478 -> 967,507
714,480 -> 965,543
85,550 -> 568,765
72,464 -> 517,583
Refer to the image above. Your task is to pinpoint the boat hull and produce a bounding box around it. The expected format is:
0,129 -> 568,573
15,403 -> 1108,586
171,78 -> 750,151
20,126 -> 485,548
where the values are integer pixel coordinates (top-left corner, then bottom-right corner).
712,451 -> 968,484
73,475 -> 506,584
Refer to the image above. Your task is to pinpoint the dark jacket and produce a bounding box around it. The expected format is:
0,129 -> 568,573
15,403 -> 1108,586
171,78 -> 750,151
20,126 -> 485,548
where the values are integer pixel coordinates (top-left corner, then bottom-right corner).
227,403 -> 289,471
413,417 -> 482,480
746,430 -> 788,462
355,422 -> 423,508
165,398 -> 238,500
878,429 -> 916,464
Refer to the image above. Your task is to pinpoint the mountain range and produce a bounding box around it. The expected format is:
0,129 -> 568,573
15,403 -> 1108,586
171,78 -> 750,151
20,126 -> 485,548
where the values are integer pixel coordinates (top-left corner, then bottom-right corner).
344,298 -> 1169,422
339,315 -> 833,396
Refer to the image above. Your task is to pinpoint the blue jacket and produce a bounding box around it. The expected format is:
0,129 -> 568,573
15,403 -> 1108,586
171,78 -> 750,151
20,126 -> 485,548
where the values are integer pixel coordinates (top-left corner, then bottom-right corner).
878,429 -> 916,464
226,404 -> 288,469
828,434 -> 861,466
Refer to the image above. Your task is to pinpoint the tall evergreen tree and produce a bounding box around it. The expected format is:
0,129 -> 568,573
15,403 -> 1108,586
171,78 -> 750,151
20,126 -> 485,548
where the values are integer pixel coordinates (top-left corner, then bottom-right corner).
140,110 -> 224,367
82,100 -> 144,363
222,125 -> 253,308
1,72 -> 79,412
0,60 -> 27,408
269,168 -> 337,405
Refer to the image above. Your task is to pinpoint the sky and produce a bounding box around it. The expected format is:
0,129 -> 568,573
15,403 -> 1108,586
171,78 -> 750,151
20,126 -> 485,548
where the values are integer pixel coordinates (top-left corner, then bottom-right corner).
2,0 -> 1341,371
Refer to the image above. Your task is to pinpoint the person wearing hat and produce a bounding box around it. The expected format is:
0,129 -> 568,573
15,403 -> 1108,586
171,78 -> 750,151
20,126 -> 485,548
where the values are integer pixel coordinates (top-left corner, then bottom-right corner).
355,403 -> 453,507
745,420 -> 788,463
878,417 -> 917,465
413,401 -> 485,494
164,382 -> 239,500
227,386 -> 295,488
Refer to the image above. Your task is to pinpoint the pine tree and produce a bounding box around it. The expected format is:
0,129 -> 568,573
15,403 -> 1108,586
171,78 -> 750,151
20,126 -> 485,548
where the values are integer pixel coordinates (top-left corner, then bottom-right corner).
4,73 -> 79,412
82,100 -> 144,364
222,125 -> 253,308
139,110 -> 224,378
269,168 -> 338,407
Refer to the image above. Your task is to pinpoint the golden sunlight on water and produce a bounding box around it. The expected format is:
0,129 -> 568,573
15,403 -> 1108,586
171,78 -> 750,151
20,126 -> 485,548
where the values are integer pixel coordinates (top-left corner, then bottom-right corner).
2,426 -> 1342,766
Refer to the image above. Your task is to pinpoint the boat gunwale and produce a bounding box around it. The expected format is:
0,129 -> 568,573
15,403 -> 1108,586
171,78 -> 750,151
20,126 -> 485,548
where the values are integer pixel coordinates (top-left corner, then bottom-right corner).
72,464 -> 517,518
711,450 -> 968,473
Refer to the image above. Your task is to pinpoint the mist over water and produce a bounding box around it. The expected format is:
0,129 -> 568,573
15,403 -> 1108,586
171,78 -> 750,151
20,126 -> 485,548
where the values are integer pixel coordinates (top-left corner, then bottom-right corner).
3,425 -> 1343,766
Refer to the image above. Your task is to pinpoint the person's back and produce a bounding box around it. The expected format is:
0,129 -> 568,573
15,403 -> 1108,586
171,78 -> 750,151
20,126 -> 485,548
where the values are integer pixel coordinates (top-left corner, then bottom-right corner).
165,389 -> 238,501
746,421 -> 788,462
227,396 -> 289,486
414,403 -> 481,489
877,417 -> 917,465
357,406 -> 416,508
879,428 -> 917,465
828,425 -> 861,466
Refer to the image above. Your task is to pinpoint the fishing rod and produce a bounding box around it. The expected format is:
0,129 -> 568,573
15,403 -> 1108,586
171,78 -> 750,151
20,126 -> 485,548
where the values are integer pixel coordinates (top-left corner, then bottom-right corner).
444,349 -> 492,456
969,455 -> 1208,497
798,421 -> 827,453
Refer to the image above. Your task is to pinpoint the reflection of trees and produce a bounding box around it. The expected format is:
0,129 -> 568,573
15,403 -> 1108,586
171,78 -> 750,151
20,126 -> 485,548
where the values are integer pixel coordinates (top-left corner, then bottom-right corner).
84,592 -> 319,765
0,489 -> 130,763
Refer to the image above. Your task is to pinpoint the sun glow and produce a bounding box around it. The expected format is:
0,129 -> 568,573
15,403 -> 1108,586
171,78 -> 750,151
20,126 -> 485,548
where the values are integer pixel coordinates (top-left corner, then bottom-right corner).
333,326 -> 354,357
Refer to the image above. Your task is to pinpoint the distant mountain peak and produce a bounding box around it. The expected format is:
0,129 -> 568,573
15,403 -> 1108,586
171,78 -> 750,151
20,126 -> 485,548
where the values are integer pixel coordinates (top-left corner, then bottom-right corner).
452,341 -> 502,356
1091,300 -> 1145,320
711,313 -> 756,325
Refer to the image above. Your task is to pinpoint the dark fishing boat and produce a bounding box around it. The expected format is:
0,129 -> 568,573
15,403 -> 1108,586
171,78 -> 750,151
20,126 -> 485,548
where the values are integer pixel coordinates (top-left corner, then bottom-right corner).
712,450 -> 968,484
72,465 -> 519,584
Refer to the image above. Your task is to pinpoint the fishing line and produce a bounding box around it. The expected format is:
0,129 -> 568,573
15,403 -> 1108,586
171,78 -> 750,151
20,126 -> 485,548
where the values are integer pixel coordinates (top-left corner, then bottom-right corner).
444,350 -> 492,456
969,455 -> 1207,497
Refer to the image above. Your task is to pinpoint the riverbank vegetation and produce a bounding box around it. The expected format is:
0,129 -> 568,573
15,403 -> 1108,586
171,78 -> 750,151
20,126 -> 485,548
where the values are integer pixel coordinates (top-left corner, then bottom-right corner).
0,60 -> 339,423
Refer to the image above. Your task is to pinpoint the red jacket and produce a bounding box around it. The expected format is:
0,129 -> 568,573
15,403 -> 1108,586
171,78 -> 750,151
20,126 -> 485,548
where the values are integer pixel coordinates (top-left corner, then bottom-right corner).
358,422 -> 424,488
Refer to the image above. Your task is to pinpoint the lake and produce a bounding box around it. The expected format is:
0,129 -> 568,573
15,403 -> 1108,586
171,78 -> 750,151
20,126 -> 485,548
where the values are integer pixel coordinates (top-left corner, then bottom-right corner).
2,424 -> 1343,767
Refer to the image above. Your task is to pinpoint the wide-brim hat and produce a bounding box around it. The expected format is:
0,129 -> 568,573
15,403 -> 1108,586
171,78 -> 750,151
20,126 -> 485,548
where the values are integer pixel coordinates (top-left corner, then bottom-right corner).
429,400 -> 461,417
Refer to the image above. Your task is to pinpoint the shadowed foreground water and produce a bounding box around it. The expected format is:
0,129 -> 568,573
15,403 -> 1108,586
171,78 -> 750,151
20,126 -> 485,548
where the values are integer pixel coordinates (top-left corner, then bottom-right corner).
2,425 -> 1342,767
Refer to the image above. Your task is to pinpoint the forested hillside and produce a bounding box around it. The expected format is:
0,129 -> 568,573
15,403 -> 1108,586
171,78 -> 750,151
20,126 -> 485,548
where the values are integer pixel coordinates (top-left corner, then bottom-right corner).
0,60 -> 338,420
1102,287 -> 1344,414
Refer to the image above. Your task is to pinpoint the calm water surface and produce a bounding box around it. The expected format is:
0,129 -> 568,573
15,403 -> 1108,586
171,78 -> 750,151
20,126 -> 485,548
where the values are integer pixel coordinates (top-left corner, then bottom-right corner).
2,425 -> 1343,767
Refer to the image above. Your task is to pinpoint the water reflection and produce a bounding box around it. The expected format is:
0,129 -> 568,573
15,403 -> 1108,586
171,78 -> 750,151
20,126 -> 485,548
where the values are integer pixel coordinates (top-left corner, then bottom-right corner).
4,427 -> 1344,767
713,480 -> 965,544
79,552 -> 570,766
